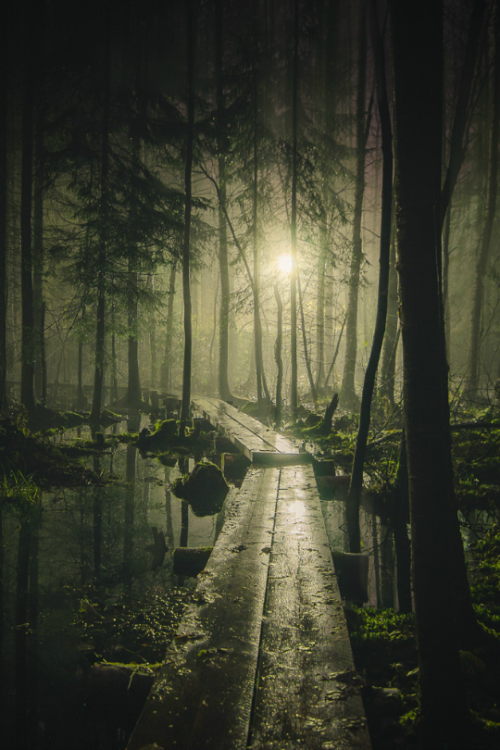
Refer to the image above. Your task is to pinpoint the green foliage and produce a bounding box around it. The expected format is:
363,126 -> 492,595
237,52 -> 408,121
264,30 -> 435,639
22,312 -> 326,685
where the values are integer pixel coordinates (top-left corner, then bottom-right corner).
471,526 -> 500,631
76,587 -> 190,665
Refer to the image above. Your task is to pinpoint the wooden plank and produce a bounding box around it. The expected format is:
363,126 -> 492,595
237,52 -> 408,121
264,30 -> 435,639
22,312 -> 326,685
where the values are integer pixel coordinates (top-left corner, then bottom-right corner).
249,464 -> 371,750
127,467 -> 280,750
193,397 -> 307,464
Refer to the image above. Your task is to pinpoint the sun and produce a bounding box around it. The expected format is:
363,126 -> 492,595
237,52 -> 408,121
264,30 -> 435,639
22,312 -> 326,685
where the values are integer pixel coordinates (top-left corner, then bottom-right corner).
277,253 -> 293,274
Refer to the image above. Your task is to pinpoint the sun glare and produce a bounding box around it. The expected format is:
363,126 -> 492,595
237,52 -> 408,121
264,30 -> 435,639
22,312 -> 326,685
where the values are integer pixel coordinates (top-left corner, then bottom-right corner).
277,253 -> 293,274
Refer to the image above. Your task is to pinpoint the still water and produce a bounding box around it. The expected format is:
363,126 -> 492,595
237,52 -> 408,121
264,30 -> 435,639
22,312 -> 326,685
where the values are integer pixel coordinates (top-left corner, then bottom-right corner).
1,419 -> 224,750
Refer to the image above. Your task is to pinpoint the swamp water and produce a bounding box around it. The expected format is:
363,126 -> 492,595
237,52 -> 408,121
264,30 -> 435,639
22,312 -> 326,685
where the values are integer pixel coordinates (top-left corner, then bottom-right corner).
1,419 -> 225,750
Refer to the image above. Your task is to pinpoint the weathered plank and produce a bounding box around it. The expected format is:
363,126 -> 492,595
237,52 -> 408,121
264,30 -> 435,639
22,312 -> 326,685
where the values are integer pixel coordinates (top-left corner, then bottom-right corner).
126,467 -> 280,750
249,464 -> 371,750
193,397 -> 307,464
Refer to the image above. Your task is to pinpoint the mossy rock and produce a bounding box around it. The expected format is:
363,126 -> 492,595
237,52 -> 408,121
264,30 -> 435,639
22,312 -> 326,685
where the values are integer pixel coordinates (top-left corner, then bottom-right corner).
171,460 -> 229,517
138,419 -> 178,451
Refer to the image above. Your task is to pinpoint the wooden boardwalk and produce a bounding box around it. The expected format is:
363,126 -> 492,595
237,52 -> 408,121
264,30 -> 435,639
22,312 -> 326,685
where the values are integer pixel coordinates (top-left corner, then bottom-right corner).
127,402 -> 371,750
193,397 -> 309,464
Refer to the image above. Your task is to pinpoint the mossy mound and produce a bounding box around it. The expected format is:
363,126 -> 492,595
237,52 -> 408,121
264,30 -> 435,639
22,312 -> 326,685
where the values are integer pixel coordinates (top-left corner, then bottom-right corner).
171,460 -> 229,517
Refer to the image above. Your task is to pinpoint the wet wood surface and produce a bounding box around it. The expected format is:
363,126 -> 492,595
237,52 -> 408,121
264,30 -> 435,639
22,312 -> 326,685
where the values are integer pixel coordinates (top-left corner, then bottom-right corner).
127,463 -> 371,750
193,397 -> 309,464
249,464 -> 370,749
127,467 -> 280,750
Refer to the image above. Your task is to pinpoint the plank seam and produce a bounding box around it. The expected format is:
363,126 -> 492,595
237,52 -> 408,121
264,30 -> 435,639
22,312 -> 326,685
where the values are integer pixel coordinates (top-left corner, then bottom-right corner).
245,466 -> 282,749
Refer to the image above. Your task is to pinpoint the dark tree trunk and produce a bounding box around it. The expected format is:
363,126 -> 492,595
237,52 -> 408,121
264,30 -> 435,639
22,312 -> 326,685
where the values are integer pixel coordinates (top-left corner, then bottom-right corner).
126,267 -> 142,407
215,0 -> 232,402
290,0 -> 299,416
180,0 -> 196,436
390,0 -> 474,742
0,31 -> 7,414
379,229 -> 398,405
440,0 -> 486,224
298,275 -> 317,405
315,222 -> 327,391
15,519 -> 31,750
274,284 -> 283,428
252,0 -> 269,410
90,19 -> 111,425
123,442 -> 136,587
392,433 -> 412,614
465,0 -> 499,398
20,4 -> 38,420
160,261 -> 177,392
341,0 -> 368,411
346,0 -> 392,553
324,310 -> 347,389
33,108 -> 45,404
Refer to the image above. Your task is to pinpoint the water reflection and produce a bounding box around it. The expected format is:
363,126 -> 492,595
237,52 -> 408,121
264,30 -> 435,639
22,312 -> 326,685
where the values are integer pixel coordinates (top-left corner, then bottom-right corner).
1,417 -> 225,750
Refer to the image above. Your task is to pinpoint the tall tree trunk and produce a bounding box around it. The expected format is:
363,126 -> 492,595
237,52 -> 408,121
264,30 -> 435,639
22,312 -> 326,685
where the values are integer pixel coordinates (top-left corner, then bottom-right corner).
440,0 -> 486,224
298,275 -> 317,405
340,0 -> 368,411
15,518 -> 31,750
0,18 -> 7,414
215,0 -> 232,402
252,0 -> 269,410
315,217 -> 327,391
274,284 -> 283,428
290,0 -> 299,416
125,122 -> 143,408
33,108 -> 45,403
20,2 -> 38,420
379,228 -> 398,404
346,0 -> 392,553
392,432 -> 412,613
180,0 -> 196,436
160,261 -> 177,392
390,0 -> 475,742
90,18 -> 111,425
126,265 -> 142,406
465,0 -> 499,398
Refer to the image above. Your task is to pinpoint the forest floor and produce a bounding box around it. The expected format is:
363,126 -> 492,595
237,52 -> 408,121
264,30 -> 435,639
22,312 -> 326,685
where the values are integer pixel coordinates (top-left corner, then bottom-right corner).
273,396 -> 500,750
3,397 -> 500,748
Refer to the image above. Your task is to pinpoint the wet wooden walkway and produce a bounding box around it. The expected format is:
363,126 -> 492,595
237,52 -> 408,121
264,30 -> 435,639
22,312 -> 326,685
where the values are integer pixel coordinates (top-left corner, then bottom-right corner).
127,402 -> 371,750
193,397 -> 309,464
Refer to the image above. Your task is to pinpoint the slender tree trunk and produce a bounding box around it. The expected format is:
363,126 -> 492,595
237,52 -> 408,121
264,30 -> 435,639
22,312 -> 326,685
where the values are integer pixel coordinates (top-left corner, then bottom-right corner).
441,0 -> 486,224
274,284 -> 283,428
465,1 -> 499,398
315,218 -> 327,391
341,0 -> 368,410
20,4 -> 38,420
392,432 -> 412,613
379,228 -> 398,404
0,29 -> 7,414
180,0 -> 196,436
442,205 -> 452,361
290,0 -> 299,416
324,310 -> 347,389
298,275 -> 317,405
125,123 -> 143,407
160,261 -> 177,392
76,306 -> 86,408
33,108 -> 45,403
346,0 -> 392,553
215,0 -> 232,402
252,0 -> 268,409
90,20 -> 111,424
123,442 -> 136,587
126,265 -> 142,406
390,1 -> 474,742
15,519 -> 31,750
